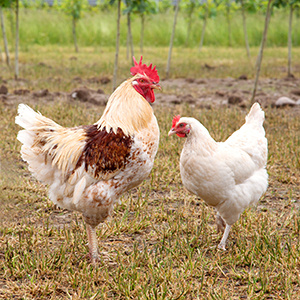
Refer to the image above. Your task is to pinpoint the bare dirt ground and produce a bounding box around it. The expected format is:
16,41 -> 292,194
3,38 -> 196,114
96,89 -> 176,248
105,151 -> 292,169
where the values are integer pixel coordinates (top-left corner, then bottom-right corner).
1,76 -> 300,111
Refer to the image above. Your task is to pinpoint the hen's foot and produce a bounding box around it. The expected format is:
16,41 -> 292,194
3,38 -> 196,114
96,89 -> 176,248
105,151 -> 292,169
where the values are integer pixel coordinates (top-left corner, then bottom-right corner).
217,243 -> 227,251
217,224 -> 232,251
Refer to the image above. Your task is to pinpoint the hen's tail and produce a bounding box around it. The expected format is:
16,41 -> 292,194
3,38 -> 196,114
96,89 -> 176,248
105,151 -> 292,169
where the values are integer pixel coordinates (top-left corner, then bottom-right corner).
245,102 -> 265,127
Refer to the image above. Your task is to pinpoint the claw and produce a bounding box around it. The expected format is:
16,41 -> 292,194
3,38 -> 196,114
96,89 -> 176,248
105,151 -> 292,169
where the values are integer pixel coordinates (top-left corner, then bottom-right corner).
217,243 -> 227,251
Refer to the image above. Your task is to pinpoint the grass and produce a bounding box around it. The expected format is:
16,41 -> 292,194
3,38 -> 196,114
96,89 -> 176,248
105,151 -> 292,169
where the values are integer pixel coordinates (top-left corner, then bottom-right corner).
0,5 -> 299,298
1,45 -> 300,94
0,88 -> 299,299
1,6 -> 300,51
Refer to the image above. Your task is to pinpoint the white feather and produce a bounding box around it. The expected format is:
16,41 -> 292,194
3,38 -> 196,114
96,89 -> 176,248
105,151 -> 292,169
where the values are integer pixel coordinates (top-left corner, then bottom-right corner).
176,103 -> 268,248
73,176 -> 87,206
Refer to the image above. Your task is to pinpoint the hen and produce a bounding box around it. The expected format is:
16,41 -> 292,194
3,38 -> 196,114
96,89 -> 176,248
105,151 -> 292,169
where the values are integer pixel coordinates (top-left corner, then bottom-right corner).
168,103 -> 268,250
15,57 -> 161,263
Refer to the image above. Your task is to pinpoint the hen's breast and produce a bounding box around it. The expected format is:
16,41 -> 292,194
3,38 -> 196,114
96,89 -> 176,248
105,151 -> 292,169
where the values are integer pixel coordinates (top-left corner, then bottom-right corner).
180,142 -> 268,225
180,153 -> 234,207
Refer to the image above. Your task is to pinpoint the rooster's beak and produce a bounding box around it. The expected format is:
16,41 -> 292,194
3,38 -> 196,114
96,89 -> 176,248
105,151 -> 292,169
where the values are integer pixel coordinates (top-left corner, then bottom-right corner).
151,83 -> 162,91
168,128 -> 176,136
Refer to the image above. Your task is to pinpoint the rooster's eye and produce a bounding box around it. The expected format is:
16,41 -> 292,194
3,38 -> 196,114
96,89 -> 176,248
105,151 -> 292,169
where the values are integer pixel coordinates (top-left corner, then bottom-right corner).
179,124 -> 184,128
140,79 -> 145,83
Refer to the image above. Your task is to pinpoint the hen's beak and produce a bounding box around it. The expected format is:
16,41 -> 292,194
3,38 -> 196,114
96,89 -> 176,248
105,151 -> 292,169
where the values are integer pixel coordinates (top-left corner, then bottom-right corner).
168,128 -> 176,136
151,83 -> 162,91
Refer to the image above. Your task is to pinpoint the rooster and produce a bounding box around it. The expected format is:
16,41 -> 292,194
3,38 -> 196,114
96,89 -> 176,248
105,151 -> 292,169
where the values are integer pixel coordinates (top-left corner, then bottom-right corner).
15,57 -> 161,263
168,103 -> 268,250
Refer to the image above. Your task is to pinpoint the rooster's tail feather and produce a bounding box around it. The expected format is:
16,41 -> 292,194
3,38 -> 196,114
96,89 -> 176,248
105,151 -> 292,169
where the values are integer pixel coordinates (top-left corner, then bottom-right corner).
16,104 -> 39,147
15,104 -> 61,183
15,104 -> 41,130
15,104 -> 60,148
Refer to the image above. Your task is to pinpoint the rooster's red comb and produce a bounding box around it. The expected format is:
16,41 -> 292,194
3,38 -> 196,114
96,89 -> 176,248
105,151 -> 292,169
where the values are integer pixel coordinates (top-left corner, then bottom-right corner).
172,115 -> 181,128
130,56 -> 160,83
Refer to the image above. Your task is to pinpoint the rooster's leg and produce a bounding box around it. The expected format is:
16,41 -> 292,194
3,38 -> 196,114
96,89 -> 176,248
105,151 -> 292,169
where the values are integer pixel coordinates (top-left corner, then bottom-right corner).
86,224 -> 100,263
218,224 -> 231,251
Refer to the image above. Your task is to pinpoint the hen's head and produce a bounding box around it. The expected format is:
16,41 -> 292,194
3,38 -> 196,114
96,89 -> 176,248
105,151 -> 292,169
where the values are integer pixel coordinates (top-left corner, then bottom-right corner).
168,115 -> 191,138
130,56 -> 161,103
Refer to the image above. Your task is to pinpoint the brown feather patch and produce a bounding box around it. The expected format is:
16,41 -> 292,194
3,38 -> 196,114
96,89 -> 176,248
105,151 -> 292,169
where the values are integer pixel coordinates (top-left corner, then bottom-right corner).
76,125 -> 133,179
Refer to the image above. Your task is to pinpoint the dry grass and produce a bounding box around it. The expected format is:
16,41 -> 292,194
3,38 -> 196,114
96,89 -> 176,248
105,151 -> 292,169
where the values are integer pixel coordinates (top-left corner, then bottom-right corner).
1,45 -> 300,93
0,96 -> 299,299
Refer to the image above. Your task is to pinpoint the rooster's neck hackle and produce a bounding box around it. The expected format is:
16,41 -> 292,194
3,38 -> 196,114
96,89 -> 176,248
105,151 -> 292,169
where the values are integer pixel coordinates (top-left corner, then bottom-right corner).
95,77 -> 153,136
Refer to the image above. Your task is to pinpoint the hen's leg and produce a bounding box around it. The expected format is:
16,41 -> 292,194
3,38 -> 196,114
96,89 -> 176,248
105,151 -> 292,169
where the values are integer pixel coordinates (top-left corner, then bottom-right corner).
216,211 -> 226,233
86,224 -> 100,263
218,224 -> 231,251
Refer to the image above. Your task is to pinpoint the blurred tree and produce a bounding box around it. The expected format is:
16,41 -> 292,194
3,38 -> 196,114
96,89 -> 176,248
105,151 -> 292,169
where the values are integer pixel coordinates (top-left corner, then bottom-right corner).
221,0 -> 239,47
225,0 -> 232,46
59,0 -> 88,52
15,0 -> 18,79
123,0 -> 156,59
251,0 -> 273,104
166,0 -> 181,78
273,0 -> 300,77
199,0 -> 216,51
213,0 -> 239,47
158,0 -> 173,13
123,0 -> 134,61
137,0 -> 157,54
132,0 -> 156,54
182,0 -> 198,47
0,38 -> 2,63
235,0 -> 253,59
111,0 -> 121,90
0,0 -> 13,66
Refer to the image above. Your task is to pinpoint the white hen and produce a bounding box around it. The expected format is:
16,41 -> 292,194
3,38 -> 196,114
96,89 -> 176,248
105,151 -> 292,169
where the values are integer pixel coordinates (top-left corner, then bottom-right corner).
168,103 -> 268,250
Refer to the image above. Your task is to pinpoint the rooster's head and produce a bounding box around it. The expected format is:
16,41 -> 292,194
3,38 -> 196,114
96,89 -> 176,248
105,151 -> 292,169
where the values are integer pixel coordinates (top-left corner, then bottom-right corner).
130,56 -> 161,103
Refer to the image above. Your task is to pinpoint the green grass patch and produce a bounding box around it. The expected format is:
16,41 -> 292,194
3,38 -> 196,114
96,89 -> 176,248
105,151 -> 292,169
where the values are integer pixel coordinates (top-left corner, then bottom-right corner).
1,7 -> 300,50
1,98 -> 299,299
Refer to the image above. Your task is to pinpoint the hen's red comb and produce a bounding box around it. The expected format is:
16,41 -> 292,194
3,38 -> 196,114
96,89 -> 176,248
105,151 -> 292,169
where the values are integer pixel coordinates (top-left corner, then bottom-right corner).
172,115 -> 181,128
130,56 -> 160,83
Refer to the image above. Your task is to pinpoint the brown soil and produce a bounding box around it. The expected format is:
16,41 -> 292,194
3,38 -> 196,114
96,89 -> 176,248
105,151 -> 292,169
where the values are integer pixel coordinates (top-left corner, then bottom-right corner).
1,77 -> 300,112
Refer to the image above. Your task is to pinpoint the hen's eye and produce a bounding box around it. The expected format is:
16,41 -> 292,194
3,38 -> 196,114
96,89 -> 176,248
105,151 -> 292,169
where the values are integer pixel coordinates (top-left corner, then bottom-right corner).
179,124 -> 184,128
140,79 -> 145,83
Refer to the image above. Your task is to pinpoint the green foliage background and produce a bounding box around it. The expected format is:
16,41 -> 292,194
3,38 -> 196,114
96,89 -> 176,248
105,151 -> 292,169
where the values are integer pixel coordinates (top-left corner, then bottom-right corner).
0,4 -> 299,49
